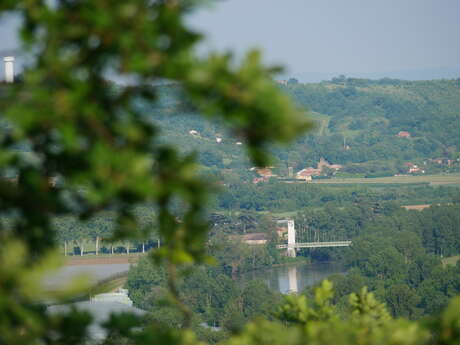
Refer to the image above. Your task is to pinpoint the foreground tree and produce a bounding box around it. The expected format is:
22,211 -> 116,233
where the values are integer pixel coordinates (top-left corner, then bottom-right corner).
0,1 -> 459,345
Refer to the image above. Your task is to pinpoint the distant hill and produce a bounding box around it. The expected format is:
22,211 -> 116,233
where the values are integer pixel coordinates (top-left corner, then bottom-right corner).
139,77 -> 460,178
280,77 -> 460,172
296,68 -> 460,83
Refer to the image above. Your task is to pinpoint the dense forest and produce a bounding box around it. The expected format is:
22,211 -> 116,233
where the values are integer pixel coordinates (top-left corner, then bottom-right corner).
125,203 -> 460,343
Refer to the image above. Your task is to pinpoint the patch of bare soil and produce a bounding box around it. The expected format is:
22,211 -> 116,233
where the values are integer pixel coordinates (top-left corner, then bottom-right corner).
402,204 -> 431,211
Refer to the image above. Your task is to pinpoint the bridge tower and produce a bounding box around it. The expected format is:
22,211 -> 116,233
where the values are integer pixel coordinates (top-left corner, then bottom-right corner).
287,220 -> 296,257
277,219 -> 297,257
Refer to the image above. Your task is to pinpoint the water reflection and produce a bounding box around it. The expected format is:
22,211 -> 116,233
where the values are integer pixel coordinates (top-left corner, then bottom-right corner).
287,266 -> 298,293
241,262 -> 344,294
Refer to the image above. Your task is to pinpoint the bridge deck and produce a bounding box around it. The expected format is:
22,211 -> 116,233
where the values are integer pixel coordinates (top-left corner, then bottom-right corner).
277,241 -> 352,249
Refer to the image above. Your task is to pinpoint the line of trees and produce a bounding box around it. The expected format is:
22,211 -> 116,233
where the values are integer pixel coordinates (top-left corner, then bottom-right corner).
297,203 -> 460,317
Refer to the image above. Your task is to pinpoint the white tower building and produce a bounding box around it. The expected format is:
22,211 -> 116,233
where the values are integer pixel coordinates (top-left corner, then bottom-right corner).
287,219 -> 296,257
4,56 -> 15,83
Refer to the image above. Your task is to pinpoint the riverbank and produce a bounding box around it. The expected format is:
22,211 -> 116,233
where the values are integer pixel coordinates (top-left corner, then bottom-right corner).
65,254 -> 144,266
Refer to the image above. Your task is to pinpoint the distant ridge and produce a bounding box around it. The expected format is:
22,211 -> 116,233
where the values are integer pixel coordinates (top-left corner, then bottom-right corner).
295,67 -> 460,83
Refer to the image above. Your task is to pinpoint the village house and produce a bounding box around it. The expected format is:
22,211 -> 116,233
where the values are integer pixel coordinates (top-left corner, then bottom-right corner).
252,176 -> 269,184
231,233 -> 268,245
255,167 -> 277,178
295,168 -> 317,180
296,158 -> 342,180
397,131 -> 411,138
405,162 -> 424,174
251,167 -> 277,184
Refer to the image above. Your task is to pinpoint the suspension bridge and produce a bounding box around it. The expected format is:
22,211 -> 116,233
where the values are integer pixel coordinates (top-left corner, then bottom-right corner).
276,220 -> 352,257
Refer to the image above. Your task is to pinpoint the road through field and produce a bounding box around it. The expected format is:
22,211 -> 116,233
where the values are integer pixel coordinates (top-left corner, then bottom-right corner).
309,174 -> 460,185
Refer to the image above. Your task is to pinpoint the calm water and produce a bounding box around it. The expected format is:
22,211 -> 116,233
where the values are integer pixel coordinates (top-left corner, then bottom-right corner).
241,262 -> 345,294
43,263 -> 131,290
44,262 -> 343,294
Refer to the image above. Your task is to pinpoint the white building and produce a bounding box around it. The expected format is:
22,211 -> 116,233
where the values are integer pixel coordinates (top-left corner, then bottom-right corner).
3,56 -> 15,83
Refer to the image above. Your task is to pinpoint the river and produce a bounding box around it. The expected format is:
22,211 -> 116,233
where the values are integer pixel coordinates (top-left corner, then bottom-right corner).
44,261 -> 343,295
241,262 -> 345,294
43,263 -> 131,290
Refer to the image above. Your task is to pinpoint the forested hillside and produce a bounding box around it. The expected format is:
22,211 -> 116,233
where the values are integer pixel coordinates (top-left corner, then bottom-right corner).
283,77 -> 460,171
139,78 -> 460,178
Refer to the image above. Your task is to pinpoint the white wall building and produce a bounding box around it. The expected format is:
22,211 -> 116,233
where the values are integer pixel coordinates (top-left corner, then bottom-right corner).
3,56 -> 15,83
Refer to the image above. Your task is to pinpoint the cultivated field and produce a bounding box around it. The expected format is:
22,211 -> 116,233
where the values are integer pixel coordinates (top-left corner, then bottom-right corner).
442,255 -> 460,267
310,174 -> 460,185
401,204 -> 432,211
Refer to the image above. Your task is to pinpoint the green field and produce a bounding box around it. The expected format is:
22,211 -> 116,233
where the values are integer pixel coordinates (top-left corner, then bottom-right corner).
442,255 -> 460,267
310,174 -> 460,185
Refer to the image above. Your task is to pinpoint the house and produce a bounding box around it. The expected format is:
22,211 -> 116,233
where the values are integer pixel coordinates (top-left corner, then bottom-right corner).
432,158 -> 444,164
406,163 -> 424,174
397,131 -> 411,138
252,176 -> 269,184
216,137 -> 222,143
253,167 -> 277,184
255,167 -> 277,178
232,233 -> 268,245
316,158 -> 342,172
317,157 -> 330,170
329,164 -> 343,170
296,167 -> 321,180
189,129 -> 199,136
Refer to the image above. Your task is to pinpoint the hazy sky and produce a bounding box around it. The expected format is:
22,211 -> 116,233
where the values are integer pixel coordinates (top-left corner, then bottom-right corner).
1,0 -> 460,80
189,0 -> 460,78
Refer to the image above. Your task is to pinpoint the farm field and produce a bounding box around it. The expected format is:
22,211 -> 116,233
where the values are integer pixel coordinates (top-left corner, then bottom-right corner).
310,174 -> 460,185
442,255 -> 460,267
401,204 -> 432,211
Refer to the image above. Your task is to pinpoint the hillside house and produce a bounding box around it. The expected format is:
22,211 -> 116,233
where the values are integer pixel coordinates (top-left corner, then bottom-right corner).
296,167 -> 320,180
232,233 -> 268,245
252,176 -> 269,184
397,131 -> 411,138
317,158 -> 343,171
329,164 -> 343,170
405,163 -> 424,174
255,167 -> 277,178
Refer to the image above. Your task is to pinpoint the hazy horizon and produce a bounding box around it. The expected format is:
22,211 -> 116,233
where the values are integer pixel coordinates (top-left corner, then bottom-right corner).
1,0 -> 460,82
189,0 -> 460,81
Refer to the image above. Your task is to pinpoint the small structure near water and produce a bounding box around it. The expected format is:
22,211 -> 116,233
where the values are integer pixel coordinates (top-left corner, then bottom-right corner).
90,288 -> 133,306
48,288 -> 145,341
